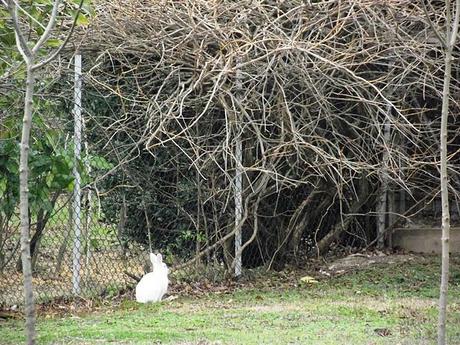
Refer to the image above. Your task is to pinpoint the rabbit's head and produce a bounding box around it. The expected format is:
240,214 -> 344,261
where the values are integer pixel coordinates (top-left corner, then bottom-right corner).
149,253 -> 169,275
149,253 -> 158,266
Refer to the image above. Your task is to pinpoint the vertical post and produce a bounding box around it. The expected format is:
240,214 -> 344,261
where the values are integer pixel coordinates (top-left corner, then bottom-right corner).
234,134 -> 243,277
398,136 -> 406,245
377,116 -> 391,248
234,56 -> 243,277
195,168 -> 202,269
72,53 -> 82,294
387,188 -> 395,248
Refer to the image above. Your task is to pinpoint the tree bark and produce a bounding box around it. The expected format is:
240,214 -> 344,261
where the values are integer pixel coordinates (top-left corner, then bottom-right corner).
312,195 -> 368,256
287,189 -> 322,256
16,193 -> 60,271
55,203 -> 73,275
19,65 -> 37,345
6,1 -> 83,343
438,47 -> 452,345
438,34 -> 453,345
30,209 -> 45,270
311,179 -> 370,257
436,1 -> 460,343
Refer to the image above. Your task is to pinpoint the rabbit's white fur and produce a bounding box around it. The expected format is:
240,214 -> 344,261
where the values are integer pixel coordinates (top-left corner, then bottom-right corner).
135,253 -> 169,303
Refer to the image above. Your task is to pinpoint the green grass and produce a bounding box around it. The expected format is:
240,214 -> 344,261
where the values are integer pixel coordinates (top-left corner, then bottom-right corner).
1,255 -> 460,345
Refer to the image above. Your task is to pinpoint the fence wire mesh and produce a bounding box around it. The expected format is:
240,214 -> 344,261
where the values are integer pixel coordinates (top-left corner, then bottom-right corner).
0,59 -> 151,306
0,187 -> 150,306
4,0 -> 460,307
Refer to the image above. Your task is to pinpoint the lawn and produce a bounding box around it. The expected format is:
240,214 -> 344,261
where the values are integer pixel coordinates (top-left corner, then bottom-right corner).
1,254 -> 460,345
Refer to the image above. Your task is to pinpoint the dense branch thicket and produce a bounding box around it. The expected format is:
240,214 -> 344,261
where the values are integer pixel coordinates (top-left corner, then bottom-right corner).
79,0 -> 460,270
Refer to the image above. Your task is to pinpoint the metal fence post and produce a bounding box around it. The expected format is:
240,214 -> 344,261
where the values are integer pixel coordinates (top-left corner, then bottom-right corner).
234,56 -> 243,278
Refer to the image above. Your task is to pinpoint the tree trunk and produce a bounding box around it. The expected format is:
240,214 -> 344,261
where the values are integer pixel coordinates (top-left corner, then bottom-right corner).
438,54 -> 452,345
30,209 -> 45,270
7,1 -> 82,343
438,36 -> 453,345
55,203 -> 73,275
437,1 -> 460,343
312,196 -> 368,256
19,65 -> 37,345
287,188 -> 321,256
17,193 -> 60,271
311,180 -> 370,257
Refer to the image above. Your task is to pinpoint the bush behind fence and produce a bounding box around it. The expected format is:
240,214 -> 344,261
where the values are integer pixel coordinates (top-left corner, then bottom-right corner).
0,192 -> 149,305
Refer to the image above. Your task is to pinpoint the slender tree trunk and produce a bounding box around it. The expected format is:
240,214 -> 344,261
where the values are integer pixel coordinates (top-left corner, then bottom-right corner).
438,40 -> 453,345
19,65 -> 36,345
30,209 -> 45,270
437,1 -> 460,343
7,1 -> 83,343
313,191 -> 368,256
55,203 -> 73,275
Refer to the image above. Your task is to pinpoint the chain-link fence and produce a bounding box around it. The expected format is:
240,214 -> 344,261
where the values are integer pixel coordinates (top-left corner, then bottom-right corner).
0,51 -> 233,307
4,0 -> 460,308
0,54 -> 151,306
0,195 -> 148,305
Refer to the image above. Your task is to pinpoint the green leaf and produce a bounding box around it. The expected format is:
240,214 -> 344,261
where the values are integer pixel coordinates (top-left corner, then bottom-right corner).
90,155 -> 114,170
67,179 -> 75,192
0,178 -> 7,195
45,38 -> 63,48
5,160 -> 18,174
30,155 -> 51,174
45,132 -> 58,149
41,199 -> 54,213
76,13 -> 89,26
46,173 -> 54,188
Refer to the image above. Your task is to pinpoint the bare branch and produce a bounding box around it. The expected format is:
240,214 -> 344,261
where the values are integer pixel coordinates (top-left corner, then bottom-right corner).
31,0 -> 62,54
450,0 -> 460,46
33,0 -> 85,71
423,1 -> 447,49
6,0 -> 32,61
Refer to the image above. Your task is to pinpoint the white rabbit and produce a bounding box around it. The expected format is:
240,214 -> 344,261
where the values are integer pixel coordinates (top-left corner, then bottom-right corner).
135,253 -> 169,303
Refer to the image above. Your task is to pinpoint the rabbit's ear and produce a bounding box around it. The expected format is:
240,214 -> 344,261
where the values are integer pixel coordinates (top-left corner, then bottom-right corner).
156,253 -> 163,263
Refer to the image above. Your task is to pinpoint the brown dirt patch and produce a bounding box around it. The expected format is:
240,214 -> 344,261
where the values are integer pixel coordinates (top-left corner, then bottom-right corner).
323,252 -> 417,275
